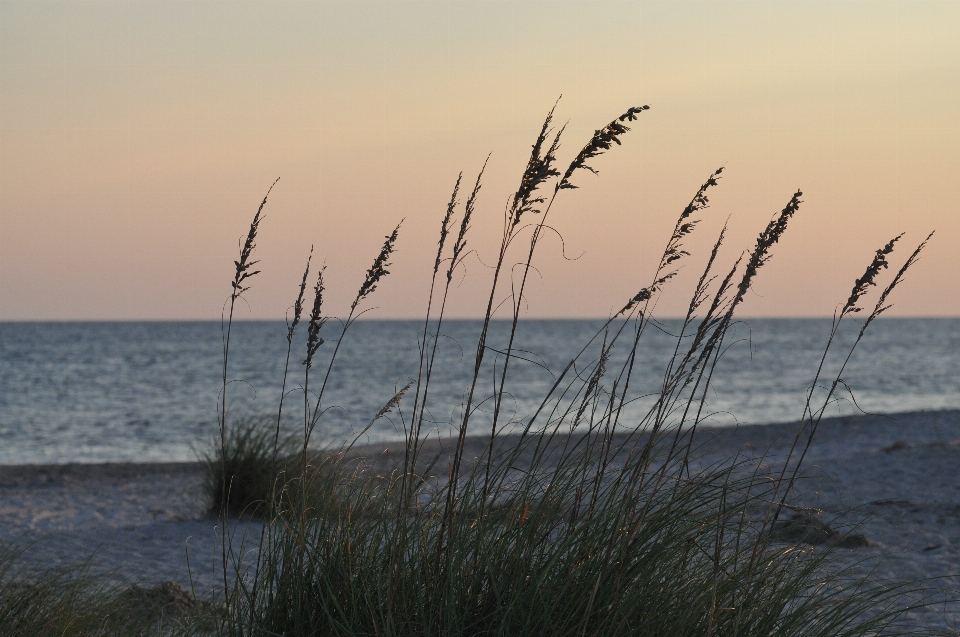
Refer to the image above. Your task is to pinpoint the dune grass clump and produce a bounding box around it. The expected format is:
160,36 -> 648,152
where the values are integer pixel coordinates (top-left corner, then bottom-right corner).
0,555 -> 115,637
201,414 -> 302,518
207,101 -> 937,636
0,543 -> 214,636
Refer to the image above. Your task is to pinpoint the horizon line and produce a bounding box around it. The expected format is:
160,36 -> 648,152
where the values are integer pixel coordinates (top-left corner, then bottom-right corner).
3,315 -> 959,323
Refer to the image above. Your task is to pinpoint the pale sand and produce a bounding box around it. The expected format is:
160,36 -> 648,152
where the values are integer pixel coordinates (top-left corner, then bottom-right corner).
1,409 -> 958,631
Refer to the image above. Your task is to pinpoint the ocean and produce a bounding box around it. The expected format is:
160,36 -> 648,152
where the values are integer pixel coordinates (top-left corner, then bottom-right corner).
2,319 -> 959,465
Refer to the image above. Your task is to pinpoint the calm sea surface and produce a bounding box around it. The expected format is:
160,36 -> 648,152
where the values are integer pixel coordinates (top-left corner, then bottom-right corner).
1,319 -> 959,465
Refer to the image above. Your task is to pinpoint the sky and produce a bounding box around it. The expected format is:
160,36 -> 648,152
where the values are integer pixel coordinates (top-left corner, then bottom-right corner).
1,0 -> 958,320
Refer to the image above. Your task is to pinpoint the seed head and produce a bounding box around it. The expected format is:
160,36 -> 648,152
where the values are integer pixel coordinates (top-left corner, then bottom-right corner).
510,103 -> 563,227
659,167 -> 724,273
841,234 -> 903,316
736,190 -> 803,302
352,221 -> 403,313
435,175 -> 462,274
303,265 -> 327,369
449,158 -> 487,281
559,105 -> 649,190
287,247 -> 313,344
372,381 -> 414,422
231,178 -> 278,298
865,231 -> 934,323
618,272 -> 677,316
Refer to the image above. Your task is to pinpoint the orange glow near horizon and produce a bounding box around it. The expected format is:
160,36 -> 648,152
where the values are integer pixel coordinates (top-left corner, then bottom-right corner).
1,1 -> 958,320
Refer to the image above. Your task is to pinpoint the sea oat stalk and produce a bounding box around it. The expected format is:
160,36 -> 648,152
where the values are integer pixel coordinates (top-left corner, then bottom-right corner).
218,177 -> 277,600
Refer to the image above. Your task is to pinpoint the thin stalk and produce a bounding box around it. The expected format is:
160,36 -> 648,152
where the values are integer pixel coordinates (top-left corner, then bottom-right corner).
218,178 -> 275,601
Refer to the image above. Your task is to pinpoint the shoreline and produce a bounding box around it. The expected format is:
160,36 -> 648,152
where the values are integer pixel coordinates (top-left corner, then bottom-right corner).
2,408 -> 957,473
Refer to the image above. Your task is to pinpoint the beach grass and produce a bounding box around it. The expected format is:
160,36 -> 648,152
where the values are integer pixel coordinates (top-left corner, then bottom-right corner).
200,413 -> 301,518
204,102 -> 937,636
0,543 -> 214,636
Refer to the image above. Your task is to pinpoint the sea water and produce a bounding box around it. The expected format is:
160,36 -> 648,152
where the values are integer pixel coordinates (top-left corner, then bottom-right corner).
1,319 -> 959,465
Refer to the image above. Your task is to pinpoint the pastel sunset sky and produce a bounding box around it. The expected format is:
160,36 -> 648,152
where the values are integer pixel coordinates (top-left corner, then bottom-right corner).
1,1 -> 958,320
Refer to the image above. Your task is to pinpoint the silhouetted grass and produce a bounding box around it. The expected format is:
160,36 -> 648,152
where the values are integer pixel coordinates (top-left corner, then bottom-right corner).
206,101 -> 938,636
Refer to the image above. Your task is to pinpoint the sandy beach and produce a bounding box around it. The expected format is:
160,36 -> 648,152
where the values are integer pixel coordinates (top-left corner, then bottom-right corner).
2,409 -> 959,631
